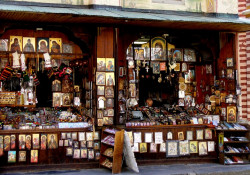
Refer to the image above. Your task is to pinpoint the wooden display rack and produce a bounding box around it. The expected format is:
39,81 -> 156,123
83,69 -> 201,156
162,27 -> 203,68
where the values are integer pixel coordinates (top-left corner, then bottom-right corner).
100,128 -> 124,174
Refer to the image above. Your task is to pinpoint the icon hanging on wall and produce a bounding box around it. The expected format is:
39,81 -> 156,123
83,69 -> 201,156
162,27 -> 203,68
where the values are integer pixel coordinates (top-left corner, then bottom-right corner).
23,37 -> 36,52
37,38 -> 49,52
151,37 -> 166,61
172,48 -> 183,62
49,38 -> 62,53
9,36 -> 22,52
106,58 -> 115,71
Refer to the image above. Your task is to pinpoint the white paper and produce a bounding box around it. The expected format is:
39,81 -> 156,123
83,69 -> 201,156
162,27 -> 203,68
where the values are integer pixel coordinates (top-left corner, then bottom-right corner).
145,133 -> 153,143
43,52 -> 52,68
12,51 -> 20,68
208,141 -> 215,152
155,132 -> 163,144
133,132 -> 142,143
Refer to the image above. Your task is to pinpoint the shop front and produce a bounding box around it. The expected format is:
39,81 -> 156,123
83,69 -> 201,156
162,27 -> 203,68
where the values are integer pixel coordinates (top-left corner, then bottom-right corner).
0,0 -> 250,172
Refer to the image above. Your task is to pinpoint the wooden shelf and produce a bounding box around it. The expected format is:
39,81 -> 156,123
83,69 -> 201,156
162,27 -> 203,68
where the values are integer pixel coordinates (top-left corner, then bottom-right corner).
219,129 -> 249,132
126,124 -> 212,130
224,141 -> 250,144
224,152 -> 250,155
100,163 -> 112,170
101,141 -> 114,147
101,153 -> 113,159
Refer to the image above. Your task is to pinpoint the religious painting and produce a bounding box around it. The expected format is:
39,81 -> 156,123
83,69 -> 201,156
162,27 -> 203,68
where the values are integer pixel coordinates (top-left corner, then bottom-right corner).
32,134 -> 40,149
186,131 -> 193,140
66,147 -> 73,156
160,62 -> 166,71
19,134 -> 26,150
49,38 -> 62,53
4,135 -> 10,151
97,96 -> 106,109
23,37 -> 35,52
62,43 -> 73,53
106,98 -> 114,108
167,132 -> 173,140
129,84 -> 136,98
206,64 -> 212,74
64,140 -> 69,147
26,135 -> 31,150
227,106 -> 236,123
184,49 -> 196,62
0,39 -> 8,51
37,38 -> 49,52
166,140 -> 179,157
87,141 -> 94,148
182,63 -> 188,72
96,72 -> 106,85
62,93 -> 73,106
139,143 -> 147,153
106,58 -> 115,71
172,48 -> 183,62
53,92 -> 62,107
19,151 -> 26,162
208,141 -> 215,152
174,63 -> 180,71
196,130 -> 203,140
47,134 -> 58,149
94,142 -> 100,150
81,148 -> 87,158
86,132 -> 93,141
97,119 -> 103,127
135,48 -> 144,60
97,58 -> 106,71
226,69 -> 234,79
10,135 -> 15,150
52,79 -> 62,92
145,132 -> 153,143
105,86 -> 114,98
97,86 -> 105,96
185,70 -> 195,83
198,141 -> 208,156
88,149 -> 95,159
126,44 -> 133,60
78,132 -> 85,141
106,72 -> 115,86
179,140 -> 190,156
150,143 -> 157,153
107,109 -> 114,117
152,62 -> 160,74
134,132 -> 142,143
8,151 -> 16,163
155,132 -> 163,144
72,132 -> 77,140
30,150 -> 38,163
178,132 -> 184,140
151,37 -> 166,61
189,141 -> 198,153
205,129 -> 212,140
40,134 -> 47,150
159,143 -> 166,152
227,58 -> 234,67
73,149 -> 80,159
9,36 -> 22,52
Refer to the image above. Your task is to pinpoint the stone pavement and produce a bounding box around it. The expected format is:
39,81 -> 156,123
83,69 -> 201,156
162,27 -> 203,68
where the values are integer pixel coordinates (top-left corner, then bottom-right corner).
2,163 -> 250,175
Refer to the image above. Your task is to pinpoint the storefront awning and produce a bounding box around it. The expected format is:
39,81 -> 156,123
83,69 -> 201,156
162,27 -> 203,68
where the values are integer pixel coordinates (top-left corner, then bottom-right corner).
0,4 -> 250,31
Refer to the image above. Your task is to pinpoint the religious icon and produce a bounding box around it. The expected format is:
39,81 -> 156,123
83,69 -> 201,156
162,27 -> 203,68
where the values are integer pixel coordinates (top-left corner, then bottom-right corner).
208,141 -> 215,152
88,149 -> 95,159
62,93 -> 73,106
97,86 -> 105,96
98,119 -> 103,126
172,49 -> 183,62
159,143 -> 166,152
97,96 -> 106,109
10,135 -> 16,150
32,134 -> 40,149
19,151 -> 26,162
174,63 -> 180,71
178,132 -> 184,140
47,134 -> 58,149
4,135 -> 10,151
227,69 -> 234,79
150,143 -> 157,153
160,62 -> 166,71
37,38 -> 49,52
8,151 -> 16,163
145,133 -> 153,143
135,48 -> 144,60
106,58 -> 115,71
196,130 -> 203,140
96,72 -> 106,85
227,58 -> 234,67
199,141 -> 208,155
81,148 -> 87,158
49,38 -> 62,53
23,37 -> 35,52
97,58 -> 106,71
0,39 -> 8,51
184,49 -> 196,62
105,87 -> 114,98
41,134 -> 47,150
53,93 -> 62,107
179,140 -> 190,156
66,147 -> 73,156
186,131 -> 193,140
139,143 -> 147,153
106,98 -> 114,108
26,135 -> 31,150
166,140 -> 179,157
129,84 -> 136,98
19,134 -> 26,150
189,141 -> 198,153
205,129 -> 212,139
52,79 -> 62,92
73,149 -> 80,159
151,37 -> 166,60
227,106 -> 236,123
9,36 -> 22,52
94,142 -> 100,150
106,72 -> 115,86
30,150 -> 38,163
182,63 -> 188,72
152,62 -> 160,74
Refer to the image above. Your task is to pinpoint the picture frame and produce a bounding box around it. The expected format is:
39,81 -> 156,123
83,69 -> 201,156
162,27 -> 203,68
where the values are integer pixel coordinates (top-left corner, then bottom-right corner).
25,135 -> 31,150
208,141 -> 215,152
8,151 -> 16,163
66,147 -> 73,156
66,132 -> 72,139
205,129 -> 212,139
64,140 -> 69,147
227,106 -> 237,123
23,37 -> 36,52
167,132 -> 173,140
49,38 -> 62,53
145,132 -> 153,143
32,134 -> 40,149
62,93 -> 73,106
96,72 -> 106,86
106,58 -> 115,71
134,132 -> 142,143
86,132 -> 93,141
94,131 -> 100,141
186,131 -> 193,140
80,148 -> 87,158
10,135 -> 15,150
178,99 -> 184,106
172,48 -> 183,62
181,63 -> 188,72
72,132 -> 77,141
80,141 -> 87,148
52,79 -> 62,92
94,142 -> 100,150
97,96 -> 106,109
59,140 -> 63,147
129,84 -> 136,98
62,43 -> 73,53
152,62 -> 160,74
106,72 -> 115,86
128,60 -> 134,68
88,149 -> 95,159
87,141 -> 94,148
78,132 -> 85,141
174,63 -> 180,71
97,119 -> 103,127
97,110 -> 104,119
151,37 -> 166,61
198,141 -> 208,156
37,37 -> 49,52
189,141 -> 198,153
40,134 -> 47,150
53,93 -> 62,107
160,62 -> 166,71
150,143 -> 157,153
18,151 -> 26,162
97,86 -> 105,96
30,150 -> 38,163
0,39 -> 8,51
105,86 -> 114,98
61,133 -> 66,140
166,140 -> 179,157
106,98 -> 114,108
179,140 -> 190,156
184,49 -> 196,62
196,130 -> 203,140
47,134 -> 58,149
139,143 -> 147,153
19,134 -> 26,150
73,149 -> 80,159
95,151 -> 100,160
97,58 -> 106,71
226,69 -> 234,79
9,36 -> 22,52
107,109 -> 114,116
155,132 -> 163,144
69,140 -> 73,147
132,143 -> 139,152
227,58 -> 234,67
178,132 -> 184,141
206,64 -> 212,74
134,48 -> 144,60
185,70 -> 195,83
159,143 -> 166,152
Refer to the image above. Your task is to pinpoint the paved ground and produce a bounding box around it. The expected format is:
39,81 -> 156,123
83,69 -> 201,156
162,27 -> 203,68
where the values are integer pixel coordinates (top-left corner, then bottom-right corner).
2,163 -> 250,175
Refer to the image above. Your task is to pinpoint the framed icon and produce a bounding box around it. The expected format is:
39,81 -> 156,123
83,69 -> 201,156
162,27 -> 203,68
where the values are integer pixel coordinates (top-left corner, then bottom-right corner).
9,36 -> 22,52
19,151 -> 26,162
139,143 -> 147,153
105,86 -> 114,98
227,106 -> 237,123
97,86 -> 105,96
23,37 -> 35,52
47,134 -> 58,149
37,37 -> 49,52
179,140 -> 190,156
106,72 -> 115,86
184,49 -> 196,62
227,58 -> 234,67
30,150 -> 38,163
196,130 -> 203,140
96,72 -> 106,85
151,37 -> 166,61
8,151 -> 16,163
198,141 -> 208,156
97,58 -> 106,71
166,140 -> 179,157
49,38 -> 62,53
0,39 -> 8,51
32,134 -> 40,149
172,48 -> 183,62
106,58 -> 115,71
189,141 -> 198,153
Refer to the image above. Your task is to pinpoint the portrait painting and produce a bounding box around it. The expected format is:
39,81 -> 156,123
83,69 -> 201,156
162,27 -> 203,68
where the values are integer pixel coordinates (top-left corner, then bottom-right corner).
53,92 -> 62,107
166,140 -> 179,157
49,38 -> 62,53
178,132 -> 184,141
30,150 -> 38,163
78,132 -> 85,141
4,135 -> 10,151
96,72 -> 106,86
62,93 -> 73,106
19,151 -> 26,162
88,149 -> 95,159
97,58 -> 106,71
184,49 -> 196,62
135,48 -> 145,60
47,134 -> 58,149
139,143 -> 147,153
208,141 -> 215,152
179,140 -> 190,156
106,72 -> 115,86
40,134 -> 47,150
8,151 -> 16,163
205,129 -> 212,140
32,134 -> 40,149
97,86 -> 105,96
66,147 -> 73,156
19,134 -> 26,150
0,39 -> 8,51
26,135 -> 31,150
186,131 -> 193,140
151,37 -> 166,60
150,143 -> 157,153
10,135 -> 16,150
23,37 -> 35,52
9,36 -> 22,52
106,58 -> 115,71
227,58 -> 234,67
227,106 -> 236,123
159,143 -> 166,152
199,141 -> 208,156
152,62 -> 160,74
81,148 -> 87,158
37,38 -> 49,52
105,86 -> 114,98
196,130 -> 203,140
172,49 -> 183,62
189,141 -> 198,153
73,149 -> 80,159
145,132 -> 153,143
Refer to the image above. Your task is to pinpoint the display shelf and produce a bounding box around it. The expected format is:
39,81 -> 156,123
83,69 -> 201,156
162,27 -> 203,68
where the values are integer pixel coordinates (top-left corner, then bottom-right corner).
126,124 -> 211,129
224,141 -> 250,144
224,152 -> 250,155
101,153 -> 113,159
100,163 -> 112,170
101,141 -> 114,147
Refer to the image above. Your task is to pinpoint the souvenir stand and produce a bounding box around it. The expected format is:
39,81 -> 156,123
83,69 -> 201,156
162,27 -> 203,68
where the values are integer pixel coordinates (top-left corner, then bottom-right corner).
0,27 -> 102,170
116,29 -> 249,165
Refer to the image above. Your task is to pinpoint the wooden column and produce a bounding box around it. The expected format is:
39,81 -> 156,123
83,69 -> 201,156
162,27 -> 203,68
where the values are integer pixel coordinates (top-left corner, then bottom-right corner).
96,27 -> 114,58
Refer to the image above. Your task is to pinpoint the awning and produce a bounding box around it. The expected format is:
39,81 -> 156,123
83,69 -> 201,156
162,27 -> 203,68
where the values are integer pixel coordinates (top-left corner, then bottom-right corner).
0,4 -> 250,31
